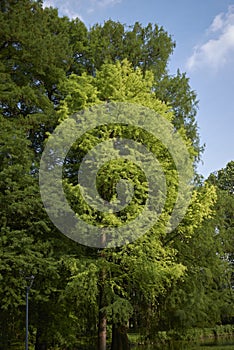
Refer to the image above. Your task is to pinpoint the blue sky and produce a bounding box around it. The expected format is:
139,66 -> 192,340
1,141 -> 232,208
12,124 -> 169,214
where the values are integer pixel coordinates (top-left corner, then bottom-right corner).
44,0 -> 234,178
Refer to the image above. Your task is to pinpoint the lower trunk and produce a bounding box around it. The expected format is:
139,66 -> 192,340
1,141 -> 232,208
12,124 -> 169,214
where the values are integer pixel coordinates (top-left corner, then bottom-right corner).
98,243 -> 107,350
35,327 -> 48,350
98,309 -> 107,350
98,232 -> 107,350
111,324 -> 130,350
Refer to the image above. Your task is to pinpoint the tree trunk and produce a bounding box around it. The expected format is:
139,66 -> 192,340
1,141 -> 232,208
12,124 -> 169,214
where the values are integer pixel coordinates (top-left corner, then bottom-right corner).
98,307 -> 107,350
111,324 -> 130,350
35,327 -> 48,350
98,231 -> 107,350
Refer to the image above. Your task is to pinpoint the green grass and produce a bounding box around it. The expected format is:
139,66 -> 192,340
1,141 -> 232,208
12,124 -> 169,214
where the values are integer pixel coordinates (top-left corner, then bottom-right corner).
132,345 -> 234,350
196,347 -> 234,350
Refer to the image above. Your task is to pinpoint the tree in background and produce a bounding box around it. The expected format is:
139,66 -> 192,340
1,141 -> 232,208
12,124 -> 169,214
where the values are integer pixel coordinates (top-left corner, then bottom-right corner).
207,161 -> 234,323
70,19 -> 201,158
0,1 -> 77,348
153,162 -> 234,339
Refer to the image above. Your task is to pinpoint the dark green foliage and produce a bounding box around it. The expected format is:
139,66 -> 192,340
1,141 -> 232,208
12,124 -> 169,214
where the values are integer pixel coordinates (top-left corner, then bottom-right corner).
154,71 -> 202,158
0,0 -> 72,115
207,161 -> 234,314
0,1 -> 233,349
152,163 -> 234,338
85,21 -> 174,80
69,19 -> 201,157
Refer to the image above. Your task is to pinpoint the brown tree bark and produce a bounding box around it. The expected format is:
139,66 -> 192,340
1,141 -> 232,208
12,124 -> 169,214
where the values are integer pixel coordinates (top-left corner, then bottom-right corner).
98,231 -> 107,350
98,306 -> 107,350
111,324 -> 130,350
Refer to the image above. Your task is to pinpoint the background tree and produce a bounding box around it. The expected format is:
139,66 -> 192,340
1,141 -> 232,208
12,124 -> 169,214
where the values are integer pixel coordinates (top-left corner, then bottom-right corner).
207,161 -> 234,323
0,1 -> 76,348
153,163 -> 234,339
68,19 -> 201,157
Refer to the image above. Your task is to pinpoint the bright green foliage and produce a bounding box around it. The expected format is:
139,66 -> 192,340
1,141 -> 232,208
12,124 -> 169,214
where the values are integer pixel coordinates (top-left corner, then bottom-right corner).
0,1 -> 231,348
58,72 -> 99,117
58,59 -> 174,117
56,60 -> 215,345
70,19 -> 200,158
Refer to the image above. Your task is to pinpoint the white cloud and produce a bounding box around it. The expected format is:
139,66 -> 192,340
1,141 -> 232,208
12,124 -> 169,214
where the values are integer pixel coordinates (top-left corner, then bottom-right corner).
187,6 -> 234,72
210,13 -> 224,32
96,0 -> 122,7
43,0 -> 122,19
87,0 -> 121,14
43,0 -> 84,20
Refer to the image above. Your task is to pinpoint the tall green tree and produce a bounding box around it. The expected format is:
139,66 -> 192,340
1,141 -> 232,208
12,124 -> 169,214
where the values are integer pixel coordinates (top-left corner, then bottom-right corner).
54,60 -> 214,349
68,19 -> 201,157
0,2 -> 215,348
0,1 -> 77,348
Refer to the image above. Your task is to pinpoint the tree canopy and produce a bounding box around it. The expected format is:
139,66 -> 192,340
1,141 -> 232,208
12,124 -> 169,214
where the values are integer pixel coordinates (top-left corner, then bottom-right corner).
0,1 -> 233,349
